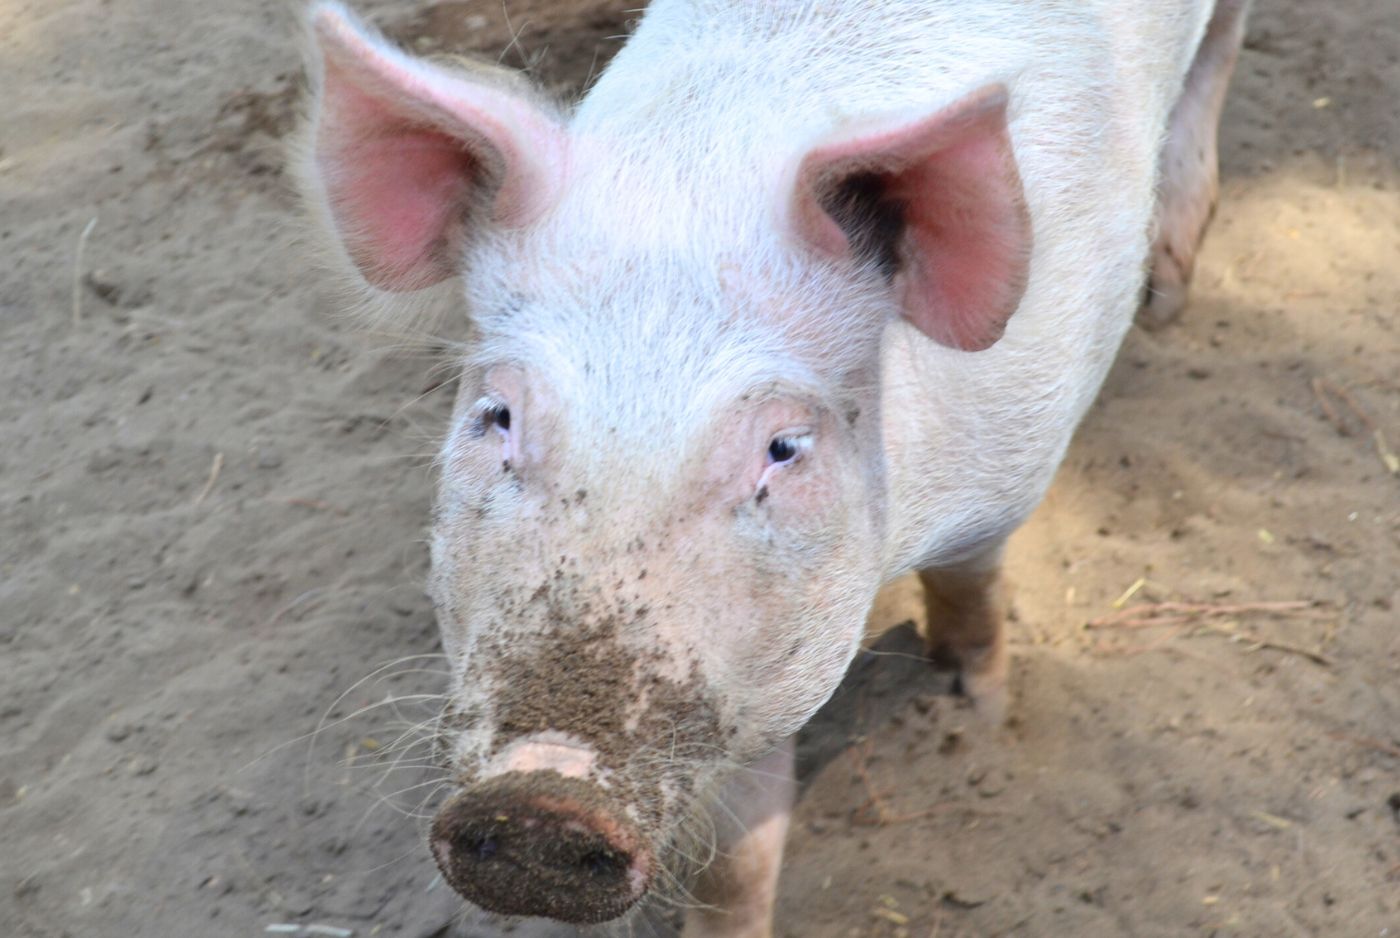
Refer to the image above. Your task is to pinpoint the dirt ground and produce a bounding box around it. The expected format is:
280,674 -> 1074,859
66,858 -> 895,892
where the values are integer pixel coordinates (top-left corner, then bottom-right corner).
2,1 -> 1397,936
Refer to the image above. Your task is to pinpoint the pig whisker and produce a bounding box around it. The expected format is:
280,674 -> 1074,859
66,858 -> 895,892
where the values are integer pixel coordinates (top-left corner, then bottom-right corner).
656,824 -> 715,882
239,659 -> 446,775
630,866 -> 707,920
359,738 -> 440,766
352,732 -> 444,781
645,863 -> 717,918
299,656 -> 450,783
322,693 -> 450,737
408,778 -> 457,823
318,655 -> 449,718
347,713 -> 450,773
373,774 -> 455,811
354,845 -> 427,879
333,354 -> 459,435
351,776 -> 455,832
355,724 -> 441,759
360,780 -> 450,822
355,693 -> 449,727
355,762 -> 445,783
357,773 -> 451,823
351,742 -> 441,764
386,386 -> 466,448
375,700 -> 451,755
351,326 -> 453,356
579,44 -> 602,98
355,447 -> 445,469
497,2 -> 532,71
355,706 -> 447,731
652,795 -> 726,904
342,743 -> 441,773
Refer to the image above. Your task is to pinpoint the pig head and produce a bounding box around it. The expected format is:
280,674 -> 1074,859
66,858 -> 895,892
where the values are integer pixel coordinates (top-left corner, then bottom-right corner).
298,1 -> 1028,923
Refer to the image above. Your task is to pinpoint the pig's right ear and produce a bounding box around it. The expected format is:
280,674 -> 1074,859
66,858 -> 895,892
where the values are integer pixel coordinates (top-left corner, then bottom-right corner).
785,85 -> 1030,352
300,2 -> 567,292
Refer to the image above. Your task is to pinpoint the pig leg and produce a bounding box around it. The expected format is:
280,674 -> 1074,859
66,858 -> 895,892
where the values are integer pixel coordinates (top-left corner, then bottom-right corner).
1139,0 -> 1249,328
683,738 -> 795,938
918,546 -> 1008,724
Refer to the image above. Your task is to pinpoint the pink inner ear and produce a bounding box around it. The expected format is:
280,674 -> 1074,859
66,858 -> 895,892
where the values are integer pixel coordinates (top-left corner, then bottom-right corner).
309,4 -> 565,292
789,85 -> 1031,352
320,66 -> 480,290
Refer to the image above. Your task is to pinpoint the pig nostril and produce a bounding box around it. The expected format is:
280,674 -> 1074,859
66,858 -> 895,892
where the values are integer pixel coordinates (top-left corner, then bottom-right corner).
579,848 -> 627,879
469,834 -> 499,861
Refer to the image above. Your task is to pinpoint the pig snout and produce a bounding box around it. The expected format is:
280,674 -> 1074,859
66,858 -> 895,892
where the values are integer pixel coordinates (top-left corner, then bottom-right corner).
429,772 -> 652,924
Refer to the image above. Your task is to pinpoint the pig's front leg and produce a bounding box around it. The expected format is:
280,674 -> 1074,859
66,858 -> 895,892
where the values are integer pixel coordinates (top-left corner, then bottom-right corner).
919,544 -> 1009,725
683,738 -> 795,938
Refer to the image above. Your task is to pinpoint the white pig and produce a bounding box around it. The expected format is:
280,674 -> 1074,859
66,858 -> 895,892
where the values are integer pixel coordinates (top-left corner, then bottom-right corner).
297,0 -> 1247,933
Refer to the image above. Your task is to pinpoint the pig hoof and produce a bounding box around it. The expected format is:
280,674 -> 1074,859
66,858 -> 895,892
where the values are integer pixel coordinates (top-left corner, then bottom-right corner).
1138,263 -> 1189,330
952,668 -> 1008,726
1139,191 -> 1218,330
931,639 -> 1008,726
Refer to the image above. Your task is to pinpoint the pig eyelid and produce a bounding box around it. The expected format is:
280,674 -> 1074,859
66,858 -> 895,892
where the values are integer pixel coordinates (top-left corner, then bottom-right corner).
767,431 -> 812,466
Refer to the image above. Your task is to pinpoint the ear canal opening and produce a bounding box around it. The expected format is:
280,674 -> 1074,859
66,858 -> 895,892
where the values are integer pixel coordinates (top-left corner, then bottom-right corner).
819,172 -> 908,281
786,84 -> 1031,352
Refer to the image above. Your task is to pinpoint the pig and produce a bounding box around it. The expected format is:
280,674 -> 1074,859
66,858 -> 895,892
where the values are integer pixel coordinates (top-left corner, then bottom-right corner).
296,0 -> 1247,933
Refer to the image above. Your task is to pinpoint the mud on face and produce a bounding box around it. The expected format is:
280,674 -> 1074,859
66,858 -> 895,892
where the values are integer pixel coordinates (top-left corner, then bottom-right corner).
438,589 -> 727,836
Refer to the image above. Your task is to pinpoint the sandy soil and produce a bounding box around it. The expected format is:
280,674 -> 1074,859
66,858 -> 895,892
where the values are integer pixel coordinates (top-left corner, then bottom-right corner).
2,1 -> 1397,936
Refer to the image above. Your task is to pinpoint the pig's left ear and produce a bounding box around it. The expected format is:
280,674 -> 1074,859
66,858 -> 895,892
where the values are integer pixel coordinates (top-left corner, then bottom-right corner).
300,2 -> 567,292
786,85 -> 1030,351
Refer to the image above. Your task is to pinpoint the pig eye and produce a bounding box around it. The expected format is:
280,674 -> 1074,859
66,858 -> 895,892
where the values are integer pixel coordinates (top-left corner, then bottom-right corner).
767,434 -> 808,465
473,399 -> 510,437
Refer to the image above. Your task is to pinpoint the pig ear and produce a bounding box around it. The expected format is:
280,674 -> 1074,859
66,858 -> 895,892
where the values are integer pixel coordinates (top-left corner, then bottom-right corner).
302,2 -> 567,291
787,85 -> 1030,351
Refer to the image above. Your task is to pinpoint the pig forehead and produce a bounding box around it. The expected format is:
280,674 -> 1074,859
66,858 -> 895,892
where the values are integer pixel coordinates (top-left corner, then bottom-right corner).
466,305 -> 832,448
462,188 -> 875,331
467,234 -> 765,320
461,244 -> 870,391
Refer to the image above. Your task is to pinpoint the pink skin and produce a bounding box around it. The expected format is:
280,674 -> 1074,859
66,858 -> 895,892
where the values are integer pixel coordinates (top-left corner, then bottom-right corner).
310,4 -> 568,290
786,84 -> 1031,351
489,736 -> 600,779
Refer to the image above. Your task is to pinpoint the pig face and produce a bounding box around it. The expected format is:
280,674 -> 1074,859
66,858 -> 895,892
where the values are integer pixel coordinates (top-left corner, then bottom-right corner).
421,248 -> 890,917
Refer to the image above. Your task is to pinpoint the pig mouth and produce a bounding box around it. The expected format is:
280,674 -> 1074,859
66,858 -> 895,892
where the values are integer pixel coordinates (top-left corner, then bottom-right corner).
429,772 -> 654,924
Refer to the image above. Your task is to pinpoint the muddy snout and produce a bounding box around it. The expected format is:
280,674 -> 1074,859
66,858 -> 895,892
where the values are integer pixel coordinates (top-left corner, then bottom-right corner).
429,772 -> 652,924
